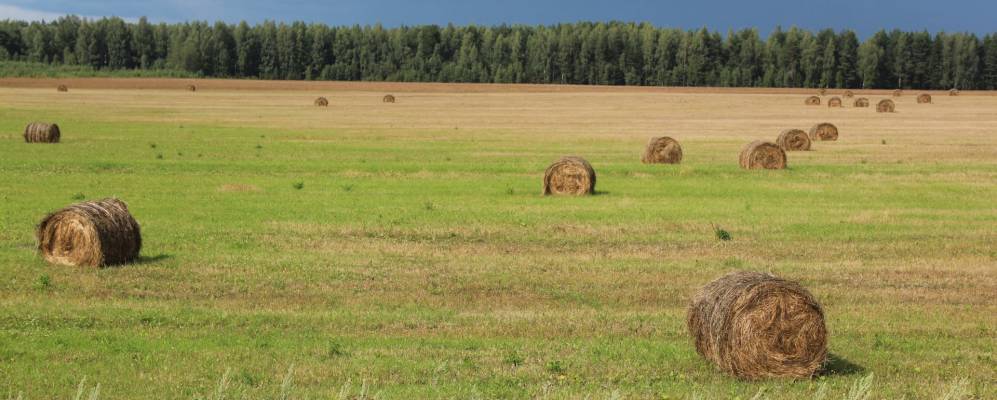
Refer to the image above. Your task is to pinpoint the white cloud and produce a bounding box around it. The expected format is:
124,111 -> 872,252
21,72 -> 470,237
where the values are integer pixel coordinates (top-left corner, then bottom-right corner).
0,3 -> 136,22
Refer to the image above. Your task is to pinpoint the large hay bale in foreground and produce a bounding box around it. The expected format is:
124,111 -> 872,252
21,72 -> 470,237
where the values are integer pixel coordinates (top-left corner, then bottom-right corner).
809,123 -> 838,141
949,88 -> 960,96
843,90 -> 854,98
314,97 -> 329,107
23,122 -> 61,143
738,141 -> 786,170
641,136 -> 683,164
383,94 -> 396,103
917,94 -> 932,104
187,84 -> 197,92
57,85 -> 68,92
687,271 -> 828,379
877,99 -> 896,113
853,98 -> 870,107
36,198 -> 142,267
543,157 -> 596,196
827,97 -> 842,108
776,129 -> 811,151
804,96 -> 821,106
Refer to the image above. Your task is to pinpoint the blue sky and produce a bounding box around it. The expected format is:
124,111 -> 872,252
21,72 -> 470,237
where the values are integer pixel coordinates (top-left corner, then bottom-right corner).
1,0 -> 993,37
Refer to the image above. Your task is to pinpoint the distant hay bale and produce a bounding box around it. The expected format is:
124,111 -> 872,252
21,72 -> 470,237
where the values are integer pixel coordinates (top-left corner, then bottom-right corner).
23,122 -> 61,143
687,271 -> 828,379
853,98 -> 870,107
543,156 -> 596,196
641,136 -> 683,164
738,141 -> 786,170
36,198 -> 142,267
187,84 -> 197,92
843,90 -> 854,98
827,97 -> 842,108
776,129 -> 812,151
893,89 -> 903,97
804,96 -> 821,106
817,88 -> 826,96
877,99 -> 896,113
949,88 -> 960,96
917,94 -> 932,104
57,84 -> 68,92
314,97 -> 329,107
809,122 -> 838,141
383,94 -> 396,103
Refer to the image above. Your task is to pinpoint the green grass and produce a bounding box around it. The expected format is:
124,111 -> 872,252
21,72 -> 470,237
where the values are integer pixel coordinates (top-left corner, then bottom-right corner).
0,92 -> 995,399
0,61 -> 198,79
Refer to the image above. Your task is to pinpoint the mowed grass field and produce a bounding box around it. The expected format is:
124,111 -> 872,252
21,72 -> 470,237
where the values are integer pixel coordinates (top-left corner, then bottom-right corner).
0,79 -> 995,399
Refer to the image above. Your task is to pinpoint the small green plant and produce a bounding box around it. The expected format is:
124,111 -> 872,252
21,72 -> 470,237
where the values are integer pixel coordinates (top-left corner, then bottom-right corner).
545,360 -> 564,374
156,153 -> 163,160
177,151 -> 183,156
423,201 -> 435,211
326,341 -> 349,358
36,274 -> 52,290
292,182 -> 304,190
149,143 -> 157,149
504,351 -> 524,367
506,188 -> 515,195
713,224 -> 732,241
71,193 -> 85,201
341,184 -> 354,192
255,144 -> 263,150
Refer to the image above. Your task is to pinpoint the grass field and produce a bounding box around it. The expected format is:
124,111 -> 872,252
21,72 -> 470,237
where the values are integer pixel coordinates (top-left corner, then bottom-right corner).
0,79 -> 994,399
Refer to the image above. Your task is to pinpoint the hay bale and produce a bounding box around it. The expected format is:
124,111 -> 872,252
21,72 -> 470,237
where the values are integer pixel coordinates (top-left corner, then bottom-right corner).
57,85 -> 68,92
817,88 -> 826,96
187,84 -> 197,92
641,136 -> 683,164
314,97 -> 329,107
738,141 -> 786,170
809,122 -> 838,141
877,99 -> 896,113
23,122 -> 61,143
36,198 -> 141,267
687,271 -> 828,379
893,89 -> 903,97
543,156 -> 596,196
827,97 -> 842,108
776,129 -> 811,151
949,88 -> 960,96
853,98 -> 870,107
843,90 -> 854,98
383,94 -> 396,103
917,94 -> 932,104
804,96 -> 821,106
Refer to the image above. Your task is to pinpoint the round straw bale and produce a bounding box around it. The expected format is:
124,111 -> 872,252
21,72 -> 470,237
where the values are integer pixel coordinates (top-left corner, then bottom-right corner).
853,98 -> 870,107
817,88 -> 826,96
314,97 -> 329,107
36,198 -> 142,267
383,94 -> 396,103
893,89 -> 902,97
57,84 -> 68,92
917,94 -> 932,104
187,84 -> 197,92
809,122 -> 838,141
827,97 -> 842,108
877,99 -> 896,113
843,90 -> 854,98
804,96 -> 821,106
949,88 -> 959,96
738,141 -> 786,170
641,136 -> 683,164
687,271 -> 828,379
543,157 -> 596,196
776,129 -> 811,151
23,122 -> 61,143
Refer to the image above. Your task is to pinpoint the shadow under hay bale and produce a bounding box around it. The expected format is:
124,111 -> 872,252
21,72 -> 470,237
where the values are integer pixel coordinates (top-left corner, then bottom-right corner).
687,271 -> 828,379
777,129 -> 811,151
383,94 -> 396,103
804,96 -> 821,106
641,136 -> 683,164
24,122 -> 61,143
187,84 -> 197,92
36,198 -> 141,267
739,141 -> 786,170
917,94 -> 932,104
877,99 -> 896,113
854,98 -> 870,107
57,85 -> 68,92
314,97 -> 329,107
543,156 -> 596,196
843,90 -> 854,98
827,97 -> 842,108
809,122 -> 838,141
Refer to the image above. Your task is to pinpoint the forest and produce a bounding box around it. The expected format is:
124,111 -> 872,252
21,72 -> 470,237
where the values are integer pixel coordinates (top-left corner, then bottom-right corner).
1,16 -> 995,89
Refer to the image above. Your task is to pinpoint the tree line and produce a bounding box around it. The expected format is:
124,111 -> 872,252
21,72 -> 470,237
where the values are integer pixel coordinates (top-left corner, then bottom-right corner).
1,16 -> 996,89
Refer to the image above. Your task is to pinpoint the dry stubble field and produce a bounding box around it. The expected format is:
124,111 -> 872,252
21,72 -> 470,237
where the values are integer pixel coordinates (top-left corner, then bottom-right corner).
0,78 -> 995,399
